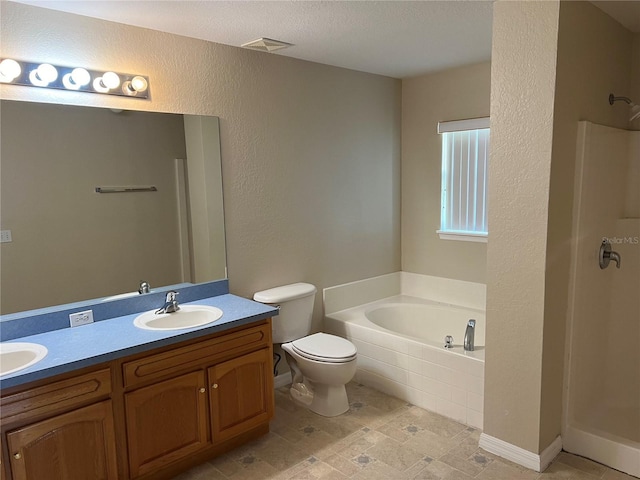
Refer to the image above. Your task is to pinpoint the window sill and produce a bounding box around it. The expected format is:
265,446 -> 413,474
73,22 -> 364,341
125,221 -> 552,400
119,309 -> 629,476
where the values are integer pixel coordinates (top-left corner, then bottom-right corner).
437,230 -> 488,243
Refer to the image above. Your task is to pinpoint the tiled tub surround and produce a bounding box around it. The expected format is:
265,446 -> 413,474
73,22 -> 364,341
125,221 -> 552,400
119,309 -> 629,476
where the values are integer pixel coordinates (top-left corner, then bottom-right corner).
0,279 -> 278,389
324,272 -> 485,429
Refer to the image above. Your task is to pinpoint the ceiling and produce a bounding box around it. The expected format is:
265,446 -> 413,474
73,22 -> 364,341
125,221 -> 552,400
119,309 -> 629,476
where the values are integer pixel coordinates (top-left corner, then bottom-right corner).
11,0 -> 494,79
10,1 -> 639,79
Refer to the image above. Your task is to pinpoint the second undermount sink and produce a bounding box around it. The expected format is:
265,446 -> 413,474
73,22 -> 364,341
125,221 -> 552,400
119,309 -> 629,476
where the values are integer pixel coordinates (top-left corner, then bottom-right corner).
134,305 -> 223,331
0,342 -> 48,377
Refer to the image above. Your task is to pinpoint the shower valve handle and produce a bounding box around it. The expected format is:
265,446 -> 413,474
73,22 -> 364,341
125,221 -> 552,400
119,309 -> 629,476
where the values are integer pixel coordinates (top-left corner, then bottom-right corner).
599,240 -> 621,269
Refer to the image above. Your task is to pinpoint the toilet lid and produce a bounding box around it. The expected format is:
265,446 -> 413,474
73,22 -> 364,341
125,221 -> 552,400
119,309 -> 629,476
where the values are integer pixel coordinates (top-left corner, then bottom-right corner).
291,333 -> 357,363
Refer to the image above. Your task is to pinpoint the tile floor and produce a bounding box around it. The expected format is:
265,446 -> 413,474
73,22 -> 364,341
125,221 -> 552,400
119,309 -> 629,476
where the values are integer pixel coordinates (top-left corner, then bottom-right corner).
174,382 -> 637,480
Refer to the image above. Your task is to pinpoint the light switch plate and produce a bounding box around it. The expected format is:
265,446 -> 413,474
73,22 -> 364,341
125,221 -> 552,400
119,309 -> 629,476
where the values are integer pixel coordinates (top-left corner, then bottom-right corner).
0,230 -> 12,243
69,310 -> 94,327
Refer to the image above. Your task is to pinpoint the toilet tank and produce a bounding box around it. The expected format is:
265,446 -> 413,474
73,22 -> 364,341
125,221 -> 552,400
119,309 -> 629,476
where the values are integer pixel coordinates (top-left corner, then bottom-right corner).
253,283 -> 317,343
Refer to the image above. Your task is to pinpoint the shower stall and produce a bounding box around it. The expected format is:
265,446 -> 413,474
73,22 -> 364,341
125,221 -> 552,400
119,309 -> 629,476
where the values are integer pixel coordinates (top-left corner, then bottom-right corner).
564,121 -> 640,477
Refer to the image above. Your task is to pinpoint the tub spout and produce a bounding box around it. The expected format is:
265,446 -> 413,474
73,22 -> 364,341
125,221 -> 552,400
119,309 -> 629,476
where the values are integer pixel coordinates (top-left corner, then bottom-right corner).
464,319 -> 476,351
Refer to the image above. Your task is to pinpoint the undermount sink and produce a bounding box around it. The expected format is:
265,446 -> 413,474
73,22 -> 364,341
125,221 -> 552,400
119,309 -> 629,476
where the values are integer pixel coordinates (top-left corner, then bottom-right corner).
0,342 -> 48,377
134,305 -> 223,331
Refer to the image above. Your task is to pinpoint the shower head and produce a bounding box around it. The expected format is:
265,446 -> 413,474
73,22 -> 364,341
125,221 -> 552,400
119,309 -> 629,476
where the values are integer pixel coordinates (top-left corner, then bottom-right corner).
609,94 -> 632,105
609,93 -> 640,122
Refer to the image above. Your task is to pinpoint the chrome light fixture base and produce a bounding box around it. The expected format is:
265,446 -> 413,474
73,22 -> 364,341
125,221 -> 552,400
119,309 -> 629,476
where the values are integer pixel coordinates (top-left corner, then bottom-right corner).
0,59 -> 150,99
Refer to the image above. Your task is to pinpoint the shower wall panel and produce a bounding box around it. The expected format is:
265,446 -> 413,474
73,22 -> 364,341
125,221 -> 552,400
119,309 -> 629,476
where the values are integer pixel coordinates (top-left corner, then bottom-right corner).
565,122 -> 640,477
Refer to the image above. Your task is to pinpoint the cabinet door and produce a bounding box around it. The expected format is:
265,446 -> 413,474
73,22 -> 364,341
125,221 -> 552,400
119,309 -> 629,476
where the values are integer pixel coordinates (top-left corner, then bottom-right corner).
1,437 -> 6,480
6,400 -> 117,480
125,370 -> 209,478
208,348 -> 274,443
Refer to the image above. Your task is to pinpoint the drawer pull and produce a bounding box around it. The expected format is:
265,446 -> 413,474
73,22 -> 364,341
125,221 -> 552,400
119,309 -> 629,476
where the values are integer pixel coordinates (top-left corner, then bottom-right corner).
13,453 -> 21,460
199,387 -> 206,393
211,383 -> 218,389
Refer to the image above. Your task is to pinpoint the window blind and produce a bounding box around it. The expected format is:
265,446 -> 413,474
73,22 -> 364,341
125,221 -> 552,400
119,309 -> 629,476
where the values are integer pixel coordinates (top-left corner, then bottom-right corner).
438,118 -> 490,236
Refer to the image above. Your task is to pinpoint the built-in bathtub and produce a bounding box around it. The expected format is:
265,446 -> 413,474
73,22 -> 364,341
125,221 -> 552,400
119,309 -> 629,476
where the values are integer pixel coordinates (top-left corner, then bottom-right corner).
323,272 -> 485,429
364,299 -> 486,349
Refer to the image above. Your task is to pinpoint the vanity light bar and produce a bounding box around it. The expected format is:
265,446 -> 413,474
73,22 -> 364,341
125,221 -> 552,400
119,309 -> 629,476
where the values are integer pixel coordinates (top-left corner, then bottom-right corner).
0,58 -> 150,99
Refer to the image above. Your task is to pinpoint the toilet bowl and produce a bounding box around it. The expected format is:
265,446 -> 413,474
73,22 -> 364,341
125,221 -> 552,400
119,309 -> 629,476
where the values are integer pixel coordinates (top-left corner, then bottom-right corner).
253,283 -> 358,417
281,332 -> 357,416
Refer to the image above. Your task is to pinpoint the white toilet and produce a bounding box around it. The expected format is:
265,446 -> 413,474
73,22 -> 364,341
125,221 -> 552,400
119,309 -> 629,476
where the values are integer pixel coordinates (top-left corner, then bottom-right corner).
253,282 -> 357,417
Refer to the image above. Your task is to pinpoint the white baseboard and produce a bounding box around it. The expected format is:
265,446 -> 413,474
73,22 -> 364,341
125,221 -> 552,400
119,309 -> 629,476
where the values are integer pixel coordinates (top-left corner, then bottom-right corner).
479,433 -> 562,472
274,373 -> 291,389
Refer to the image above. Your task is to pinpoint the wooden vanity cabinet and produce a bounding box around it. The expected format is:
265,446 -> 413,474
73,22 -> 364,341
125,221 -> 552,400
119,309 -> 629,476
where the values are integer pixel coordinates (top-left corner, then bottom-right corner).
0,319 -> 274,480
0,368 -> 116,480
124,371 -> 210,478
121,319 -> 274,479
6,400 -> 118,480
208,347 -> 272,443
1,438 -> 7,480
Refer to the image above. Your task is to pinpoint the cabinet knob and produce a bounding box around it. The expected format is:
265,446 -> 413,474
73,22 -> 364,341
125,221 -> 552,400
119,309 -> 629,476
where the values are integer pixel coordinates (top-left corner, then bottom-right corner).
199,387 -> 206,393
13,453 -> 21,460
212,383 -> 218,389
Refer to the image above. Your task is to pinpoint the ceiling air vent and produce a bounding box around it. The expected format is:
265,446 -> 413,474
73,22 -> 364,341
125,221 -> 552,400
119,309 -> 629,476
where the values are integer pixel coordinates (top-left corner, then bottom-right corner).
241,38 -> 293,53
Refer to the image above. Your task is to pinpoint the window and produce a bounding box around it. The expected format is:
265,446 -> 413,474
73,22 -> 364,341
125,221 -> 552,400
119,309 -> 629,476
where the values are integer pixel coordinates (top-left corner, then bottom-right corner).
437,117 -> 490,242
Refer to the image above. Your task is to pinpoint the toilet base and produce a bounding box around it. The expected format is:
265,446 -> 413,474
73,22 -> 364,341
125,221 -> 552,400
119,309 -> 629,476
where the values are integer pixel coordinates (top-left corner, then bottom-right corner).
289,380 -> 349,417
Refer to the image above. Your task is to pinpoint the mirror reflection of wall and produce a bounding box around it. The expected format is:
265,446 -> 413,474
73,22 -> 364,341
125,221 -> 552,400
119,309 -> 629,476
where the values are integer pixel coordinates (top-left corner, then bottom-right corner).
0,100 -> 226,314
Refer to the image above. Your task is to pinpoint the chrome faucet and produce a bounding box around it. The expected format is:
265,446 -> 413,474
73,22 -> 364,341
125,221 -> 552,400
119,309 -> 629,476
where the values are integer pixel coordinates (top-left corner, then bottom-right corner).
156,291 -> 180,314
464,319 -> 476,351
138,280 -> 151,294
599,240 -> 621,269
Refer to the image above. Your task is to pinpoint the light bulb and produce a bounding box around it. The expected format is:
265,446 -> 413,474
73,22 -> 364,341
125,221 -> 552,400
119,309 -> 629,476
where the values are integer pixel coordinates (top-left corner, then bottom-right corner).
71,68 -> 90,86
29,63 -> 58,86
62,68 -> 91,90
122,76 -> 149,96
37,64 -> 58,82
101,71 -> 120,89
130,75 -> 148,92
62,74 -> 78,90
93,77 -> 110,93
121,81 -> 135,96
0,59 -> 21,82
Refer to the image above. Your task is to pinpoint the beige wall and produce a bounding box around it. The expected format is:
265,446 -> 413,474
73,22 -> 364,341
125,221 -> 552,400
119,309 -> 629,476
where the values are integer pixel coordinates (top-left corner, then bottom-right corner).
0,2 -> 401,329
401,63 -> 490,284
1,101 -> 187,313
485,0 -> 634,455
485,0 -> 560,454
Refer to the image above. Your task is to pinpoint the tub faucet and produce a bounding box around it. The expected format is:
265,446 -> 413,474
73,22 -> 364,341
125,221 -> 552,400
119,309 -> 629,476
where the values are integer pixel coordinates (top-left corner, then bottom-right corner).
464,319 -> 476,351
156,291 -> 180,314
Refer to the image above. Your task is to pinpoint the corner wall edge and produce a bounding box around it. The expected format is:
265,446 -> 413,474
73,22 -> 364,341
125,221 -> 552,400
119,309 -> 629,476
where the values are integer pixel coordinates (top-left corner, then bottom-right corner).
479,433 -> 562,472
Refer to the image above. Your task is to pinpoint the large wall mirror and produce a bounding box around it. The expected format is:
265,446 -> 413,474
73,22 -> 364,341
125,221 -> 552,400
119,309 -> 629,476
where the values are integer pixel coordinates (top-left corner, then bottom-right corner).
0,100 -> 227,315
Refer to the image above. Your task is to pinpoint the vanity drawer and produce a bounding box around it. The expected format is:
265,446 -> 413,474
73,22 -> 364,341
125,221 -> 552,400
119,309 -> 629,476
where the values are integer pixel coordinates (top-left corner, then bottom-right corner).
0,368 -> 112,424
123,321 -> 271,388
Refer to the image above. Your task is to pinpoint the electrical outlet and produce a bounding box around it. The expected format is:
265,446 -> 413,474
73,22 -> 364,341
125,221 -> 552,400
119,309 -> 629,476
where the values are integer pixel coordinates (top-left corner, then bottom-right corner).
0,230 -> 12,243
69,310 -> 94,327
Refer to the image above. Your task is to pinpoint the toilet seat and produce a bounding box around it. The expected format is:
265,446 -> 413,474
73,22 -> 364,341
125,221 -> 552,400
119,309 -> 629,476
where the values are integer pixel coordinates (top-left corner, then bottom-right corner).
291,333 -> 357,363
